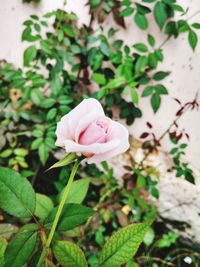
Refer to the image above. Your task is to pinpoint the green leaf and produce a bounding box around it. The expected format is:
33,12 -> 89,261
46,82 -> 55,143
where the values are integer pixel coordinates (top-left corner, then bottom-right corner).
39,143 -> 49,165
188,30 -> 198,51
191,23 -> 200,29
90,0 -> 101,8
135,56 -> 148,73
130,88 -> 139,105
153,71 -> 170,81
0,149 -> 12,158
31,90 -> 44,105
155,84 -> 168,95
40,98 -> 56,108
147,34 -> 155,47
0,237 -> 7,267
134,13 -> 148,30
46,108 -> 57,121
46,153 -> 77,171
151,93 -> 161,113
14,148 -> 28,157
5,224 -> 38,267
99,222 -> 151,267
106,77 -> 125,89
143,228 -> 155,246
92,73 -> 106,85
44,204 -> 95,232
133,43 -> 148,52
153,2 -> 167,30
0,167 -> 36,218
35,193 -> 54,221
120,7 -> 134,17
53,240 -> 87,267
142,86 -> 154,97
24,45 -> 37,67
63,24 -> 76,38
148,53 -> 158,68
64,178 -> 90,204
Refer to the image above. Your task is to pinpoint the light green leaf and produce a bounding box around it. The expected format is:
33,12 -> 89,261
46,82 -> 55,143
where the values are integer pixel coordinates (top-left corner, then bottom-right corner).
99,222 -> 151,267
0,224 -> 18,240
0,167 -> 36,218
4,224 -> 38,267
63,178 -> 90,204
24,45 -> 37,67
0,237 -> 7,267
135,56 -> 148,73
39,143 -> 49,165
130,88 -> 139,105
35,193 -> 54,221
92,73 -> 106,85
44,204 -> 95,232
153,2 -> 167,30
53,240 -> 87,267
46,153 -> 77,172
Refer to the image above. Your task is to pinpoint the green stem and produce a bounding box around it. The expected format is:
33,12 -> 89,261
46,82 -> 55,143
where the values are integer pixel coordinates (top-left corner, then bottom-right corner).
37,159 -> 81,267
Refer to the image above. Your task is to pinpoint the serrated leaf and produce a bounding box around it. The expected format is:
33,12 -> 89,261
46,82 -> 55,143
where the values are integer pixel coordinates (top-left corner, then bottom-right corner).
62,178 -> 90,204
35,193 -> 54,221
46,153 -> 77,172
0,167 -> 36,218
153,2 -> 167,30
24,45 -> 37,67
99,222 -> 151,267
53,240 -> 87,267
44,204 -> 95,232
4,224 -> 38,267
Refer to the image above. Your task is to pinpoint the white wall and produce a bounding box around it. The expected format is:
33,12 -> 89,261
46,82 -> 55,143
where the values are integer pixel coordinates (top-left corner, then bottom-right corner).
0,0 -> 200,171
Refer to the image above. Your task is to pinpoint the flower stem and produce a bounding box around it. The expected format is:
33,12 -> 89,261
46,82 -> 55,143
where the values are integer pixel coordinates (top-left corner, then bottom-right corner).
37,159 -> 81,267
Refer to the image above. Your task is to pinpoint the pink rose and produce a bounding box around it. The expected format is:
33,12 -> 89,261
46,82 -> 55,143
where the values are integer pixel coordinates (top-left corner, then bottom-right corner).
55,98 -> 129,163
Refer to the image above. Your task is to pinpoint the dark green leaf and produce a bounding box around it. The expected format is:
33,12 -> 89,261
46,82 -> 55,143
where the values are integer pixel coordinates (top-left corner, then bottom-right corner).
188,30 -> 198,51
120,7 -> 134,17
134,13 -> 148,30
133,43 -> 148,52
5,224 -> 38,267
0,167 -> 36,218
151,93 -> 161,112
153,71 -> 170,81
142,86 -> 154,97
192,23 -> 200,29
153,2 -> 167,30
147,34 -> 155,47
155,84 -> 168,95
44,204 -> 95,231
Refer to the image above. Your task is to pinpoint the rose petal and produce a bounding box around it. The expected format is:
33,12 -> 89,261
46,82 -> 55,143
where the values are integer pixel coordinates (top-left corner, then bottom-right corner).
88,121 -> 129,163
55,98 -> 105,147
64,139 -> 120,155
75,113 -> 106,143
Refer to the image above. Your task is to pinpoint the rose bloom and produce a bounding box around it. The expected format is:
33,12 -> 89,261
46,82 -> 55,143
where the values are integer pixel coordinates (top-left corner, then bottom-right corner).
55,98 -> 129,163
